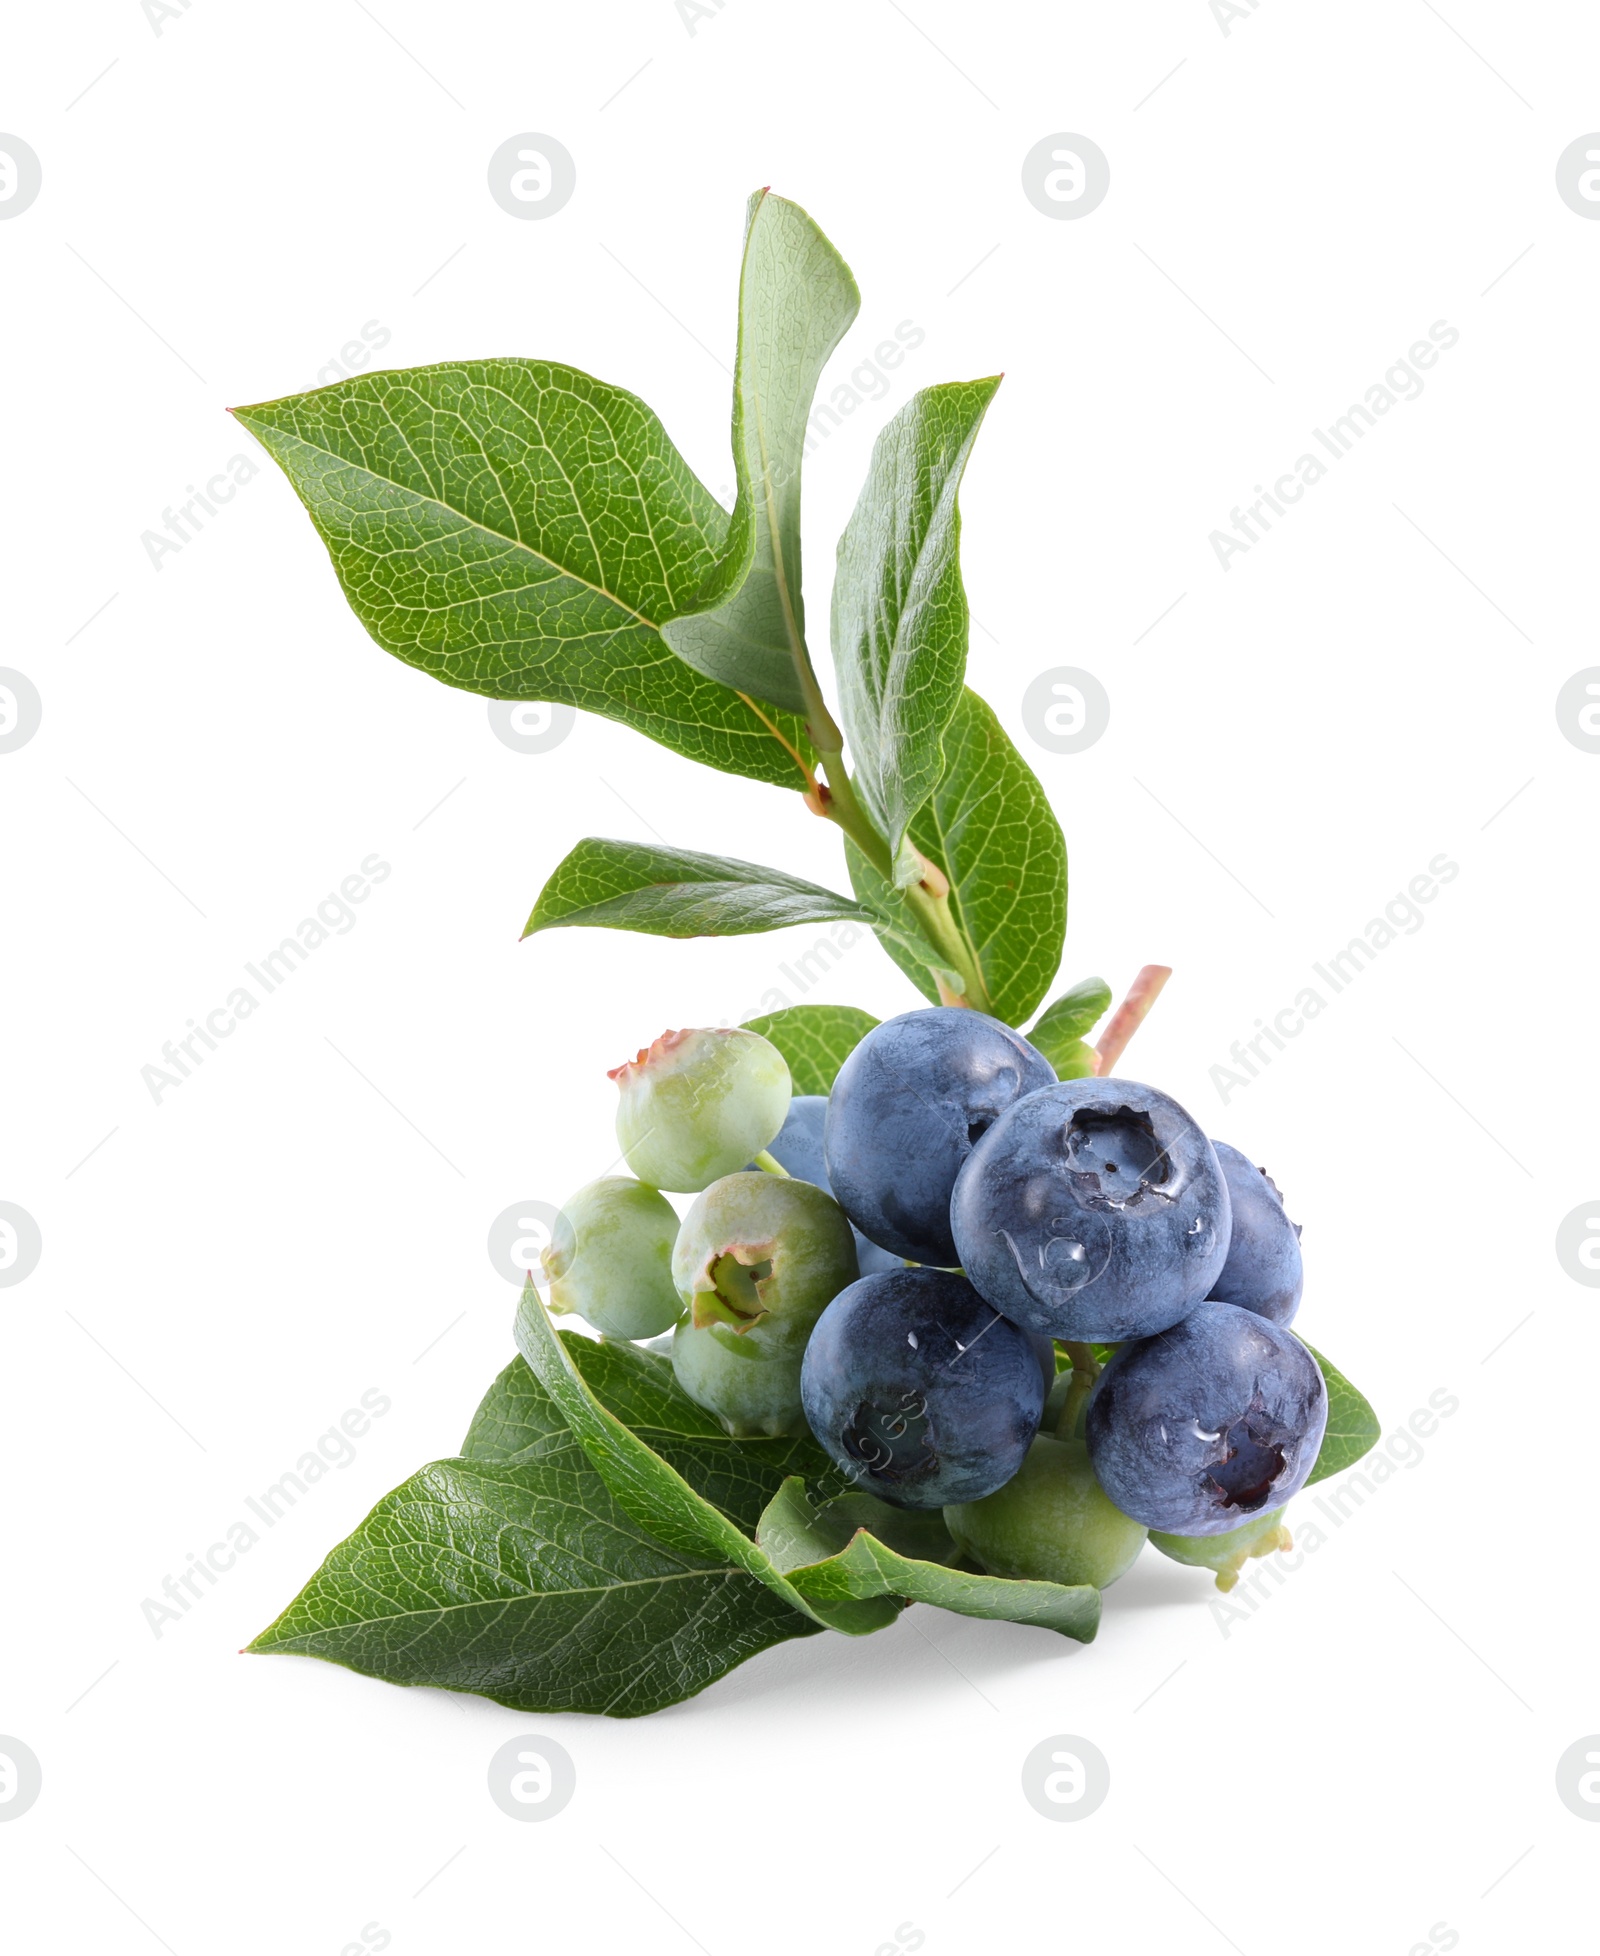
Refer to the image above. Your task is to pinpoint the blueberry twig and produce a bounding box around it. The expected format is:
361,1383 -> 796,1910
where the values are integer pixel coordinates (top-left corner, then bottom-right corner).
802,740 -> 990,1011
746,564 -> 992,1013
1095,964 -> 1172,1076
1056,1342 -> 1102,1439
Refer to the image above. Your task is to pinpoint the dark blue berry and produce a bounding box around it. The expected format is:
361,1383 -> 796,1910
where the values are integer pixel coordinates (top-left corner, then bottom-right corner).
950,1077 -> 1231,1340
1084,1301 -> 1327,1534
824,1009 -> 1054,1267
1206,1141 -> 1303,1327
800,1267 -> 1045,1509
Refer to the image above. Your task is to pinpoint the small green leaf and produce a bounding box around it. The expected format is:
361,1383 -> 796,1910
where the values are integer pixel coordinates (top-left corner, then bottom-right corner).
514,1283 -> 899,1636
1044,1038 -> 1098,1080
757,1480 -> 1100,1641
1302,1343 -> 1381,1486
523,837 -> 881,940
233,361 -> 813,789
662,191 -> 860,712
1029,978 -> 1112,1049
742,1004 -> 880,1094
1028,980 -> 1111,1074
759,1481 -> 963,1570
848,689 -> 1068,1025
832,378 -> 1001,856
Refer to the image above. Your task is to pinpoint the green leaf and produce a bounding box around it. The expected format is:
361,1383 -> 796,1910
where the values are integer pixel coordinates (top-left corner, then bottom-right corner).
662,190 -> 860,713
1028,980 -> 1111,1075
832,378 -> 1001,861
523,837 -> 881,940
467,1342 -> 831,1534
848,689 -> 1068,1025
1302,1343 -> 1381,1486
1047,1039 -> 1097,1080
248,1337 -> 855,1719
461,1353 -> 564,1461
759,1481 -> 964,1569
757,1480 -> 1100,1641
1029,978 -> 1112,1052
248,1434 -> 821,1720
514,1283 -> 900,1636
742,1004 -> 879,1094
233,360 -> 813,789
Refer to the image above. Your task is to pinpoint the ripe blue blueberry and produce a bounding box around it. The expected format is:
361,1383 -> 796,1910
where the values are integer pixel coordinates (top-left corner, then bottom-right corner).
949,1077 -> 1232,1340
1085,1302 -> 1327,1535
1028,1331 -> 1060,1404
799,1267 -> 1045,1509
1206,1141 -> 1303,1327
824,1008 -> 1055,1266
755,1095 -> 903,1276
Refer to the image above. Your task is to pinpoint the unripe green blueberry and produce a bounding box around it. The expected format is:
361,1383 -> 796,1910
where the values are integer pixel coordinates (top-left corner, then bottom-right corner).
1149,1506 -> 1292,1592
540,1178 -> 682,1341
671,1318 -> 813,1438
610,1028 -> 791,1193
669,1170 -> 858,1436
944,1433 -> 1147,1589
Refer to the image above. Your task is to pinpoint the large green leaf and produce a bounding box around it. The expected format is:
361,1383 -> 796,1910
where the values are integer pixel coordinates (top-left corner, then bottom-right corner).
514,1283 -> 899,1636
523,837 -> 880,940
758,1480 -> 1100,1641
461,1351 -> 565,1461
1028,978 -> 1112,1075
662,191 -> 860,713
742,1004 -> 879,1094
832,378 -> 1001,862
1303,1344 -> 1381,1486
248,1335 -> 850,1719
233,360 -> 812,788
849,689 -> 1067,1025
247,1433 -> 820,1719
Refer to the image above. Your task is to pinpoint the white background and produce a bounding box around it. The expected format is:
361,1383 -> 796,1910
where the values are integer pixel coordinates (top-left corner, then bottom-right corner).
3,1 -> 1596,1950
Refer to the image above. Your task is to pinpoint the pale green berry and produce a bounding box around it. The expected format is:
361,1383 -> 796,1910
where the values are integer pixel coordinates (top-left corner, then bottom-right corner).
610,1028 -> 790,1193
671,1318 -> 814,1438
1149,1506 -> 1292,1591
944,1433 -> 1147,1589
540,1178 -> 681,1341
669,1170 -> 857,1436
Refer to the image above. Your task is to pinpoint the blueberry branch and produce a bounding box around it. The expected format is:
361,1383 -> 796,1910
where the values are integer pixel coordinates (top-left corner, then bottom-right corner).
753,558 -> 993,1013
804,746 -> 990,1010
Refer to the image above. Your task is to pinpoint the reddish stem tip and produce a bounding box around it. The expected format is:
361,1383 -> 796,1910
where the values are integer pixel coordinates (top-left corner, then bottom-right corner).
1095,964 -> 1172,1078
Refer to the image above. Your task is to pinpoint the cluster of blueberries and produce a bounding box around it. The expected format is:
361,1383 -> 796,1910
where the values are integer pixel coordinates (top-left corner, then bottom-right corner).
542,1008 -> 1327,1594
